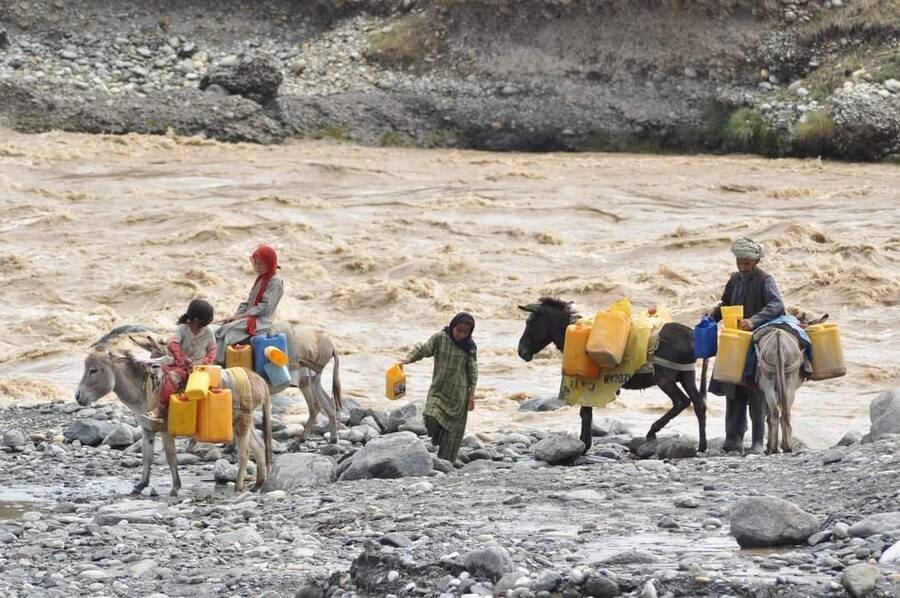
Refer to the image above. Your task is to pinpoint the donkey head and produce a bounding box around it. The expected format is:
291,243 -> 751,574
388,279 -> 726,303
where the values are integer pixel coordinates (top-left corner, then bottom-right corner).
75,350 -> 117,406
517,297 -> 579,362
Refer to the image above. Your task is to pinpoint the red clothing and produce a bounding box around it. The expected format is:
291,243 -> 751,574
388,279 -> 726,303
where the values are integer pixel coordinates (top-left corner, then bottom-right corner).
159,337 -> 216,408
247,244 -> 279,336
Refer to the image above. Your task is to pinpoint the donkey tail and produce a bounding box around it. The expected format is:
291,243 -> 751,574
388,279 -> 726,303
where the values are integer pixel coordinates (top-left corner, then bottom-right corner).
331,350 -> 342,412
775,332 -> 786,417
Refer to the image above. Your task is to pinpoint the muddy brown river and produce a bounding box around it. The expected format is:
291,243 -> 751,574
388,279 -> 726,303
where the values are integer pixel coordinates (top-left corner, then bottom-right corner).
1,130 -> 898,447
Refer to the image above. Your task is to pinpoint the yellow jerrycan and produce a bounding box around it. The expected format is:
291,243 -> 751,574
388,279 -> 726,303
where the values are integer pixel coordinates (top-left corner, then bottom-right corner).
586,298 -> 632,369
226,344 -> 253,370
807,323 -> 847,380
385,363 -> 407,400
167,393 -> 198,437
712,329 -> 753,384
192,364 -> 222,388
721,305 -> 743,330
184,369 -> 211,401
196,388 -> 233,443
562,324 -> 601,380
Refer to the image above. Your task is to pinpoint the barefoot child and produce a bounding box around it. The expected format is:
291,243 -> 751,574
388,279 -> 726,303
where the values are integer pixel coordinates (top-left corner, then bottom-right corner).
145,299 -> 217,423
402,312 -> 478,462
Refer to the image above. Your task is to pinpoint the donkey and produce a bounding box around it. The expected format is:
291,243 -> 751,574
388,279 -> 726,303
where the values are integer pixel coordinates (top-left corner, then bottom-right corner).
133,322 -> 343,444
75,326 -> 273,496
517,297 -> 706,452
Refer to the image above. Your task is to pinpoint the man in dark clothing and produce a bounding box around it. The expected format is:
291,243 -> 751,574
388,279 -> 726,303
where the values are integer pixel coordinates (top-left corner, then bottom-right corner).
710,237 -> 785,454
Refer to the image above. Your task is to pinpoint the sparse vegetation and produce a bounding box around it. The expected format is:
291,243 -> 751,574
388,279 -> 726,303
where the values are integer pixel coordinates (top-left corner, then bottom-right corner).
793,110 -> 837,157
310,125 -> 351,142
719,108 -> 784,156
380,130 -> 415,147
367,15 -> 442,67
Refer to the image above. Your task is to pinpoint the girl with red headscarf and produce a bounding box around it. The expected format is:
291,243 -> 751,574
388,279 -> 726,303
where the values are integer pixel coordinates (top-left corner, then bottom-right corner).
214,245 -> 284,363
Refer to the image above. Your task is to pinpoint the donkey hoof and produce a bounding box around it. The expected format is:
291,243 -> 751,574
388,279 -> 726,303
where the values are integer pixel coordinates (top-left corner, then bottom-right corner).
131,482 -> 147,495
645,432 -> 657,442
698,441 -> 708,453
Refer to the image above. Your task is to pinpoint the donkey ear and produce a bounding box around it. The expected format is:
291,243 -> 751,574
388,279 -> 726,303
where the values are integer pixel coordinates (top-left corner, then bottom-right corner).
518,304 -> 537,313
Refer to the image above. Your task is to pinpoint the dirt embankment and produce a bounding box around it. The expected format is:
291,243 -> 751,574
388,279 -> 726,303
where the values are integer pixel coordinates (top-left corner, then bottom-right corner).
0,0 -> 898,159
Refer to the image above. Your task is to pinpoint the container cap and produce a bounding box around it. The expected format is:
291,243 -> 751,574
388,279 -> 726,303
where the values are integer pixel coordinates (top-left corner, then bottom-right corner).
265,346 -> 289,367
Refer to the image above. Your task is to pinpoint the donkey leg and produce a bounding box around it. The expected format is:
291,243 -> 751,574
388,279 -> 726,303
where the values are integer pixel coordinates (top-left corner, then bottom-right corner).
234,425 -> 251,493
133,430 -> 155,494
314,375 -> 339,444
579,407 -> 593,453
647,374 -> 691,441
781,386 -> 795,453
679,371 -> 707,452
298,377 -> 318,442
249,431 -> 267,491
161,433 -> 181,497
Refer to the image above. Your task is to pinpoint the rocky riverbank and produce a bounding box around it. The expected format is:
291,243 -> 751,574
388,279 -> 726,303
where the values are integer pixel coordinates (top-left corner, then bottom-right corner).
2,388 -> 900,597
1,0 -> 899,159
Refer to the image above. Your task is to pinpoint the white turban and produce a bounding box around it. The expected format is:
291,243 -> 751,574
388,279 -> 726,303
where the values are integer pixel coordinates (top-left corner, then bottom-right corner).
731,237 -> 764,260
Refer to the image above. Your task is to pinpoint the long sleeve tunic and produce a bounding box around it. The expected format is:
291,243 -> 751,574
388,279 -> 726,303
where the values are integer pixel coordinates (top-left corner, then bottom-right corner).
215,277 -> 284,361
406,331 -> 478,446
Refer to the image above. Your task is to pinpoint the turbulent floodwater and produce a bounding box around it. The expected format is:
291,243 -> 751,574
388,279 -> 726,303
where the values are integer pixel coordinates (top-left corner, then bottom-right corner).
1,130 -> 898,448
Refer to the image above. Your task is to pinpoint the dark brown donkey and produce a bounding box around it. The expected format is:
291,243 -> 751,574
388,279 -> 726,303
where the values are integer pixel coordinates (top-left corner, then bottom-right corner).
516,297 -> 706,452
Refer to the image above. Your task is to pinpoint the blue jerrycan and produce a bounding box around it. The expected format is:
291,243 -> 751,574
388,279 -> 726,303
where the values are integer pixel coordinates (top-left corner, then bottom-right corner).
250,332 -> 288,382
694,316 -> 718,359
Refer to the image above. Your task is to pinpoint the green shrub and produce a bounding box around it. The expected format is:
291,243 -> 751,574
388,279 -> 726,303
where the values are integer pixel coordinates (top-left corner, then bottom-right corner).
720,108 -> 783,155
794,111 -> 837,157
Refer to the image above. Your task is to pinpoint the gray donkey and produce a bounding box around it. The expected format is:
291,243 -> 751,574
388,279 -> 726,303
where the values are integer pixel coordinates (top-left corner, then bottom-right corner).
75,326 -> 273,496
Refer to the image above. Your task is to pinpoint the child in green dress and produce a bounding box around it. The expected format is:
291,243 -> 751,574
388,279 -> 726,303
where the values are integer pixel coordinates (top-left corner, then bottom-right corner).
402,312 -> 478,462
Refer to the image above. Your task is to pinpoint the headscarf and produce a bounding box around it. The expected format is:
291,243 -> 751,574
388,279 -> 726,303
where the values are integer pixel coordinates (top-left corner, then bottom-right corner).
731,237 -> 764,261
247,245 -> 279,336
443,312 -> 477,356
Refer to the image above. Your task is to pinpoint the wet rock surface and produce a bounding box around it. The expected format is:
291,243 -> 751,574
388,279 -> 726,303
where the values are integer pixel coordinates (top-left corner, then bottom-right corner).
2,399 -> 900,597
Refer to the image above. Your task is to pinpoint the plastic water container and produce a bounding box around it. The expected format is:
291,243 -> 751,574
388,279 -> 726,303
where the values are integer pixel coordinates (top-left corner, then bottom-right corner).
184,369 -> 210,401
694,316 -> 718,359
562,324 -> 601,380
721,305 -> 744,330
586,308 -> 632,368
264,362 -> 292,390
196,388 -> 233,443
192,364 -> 222,388
807,323 -> 847,381
167,393 -> 197,437
251,333 -> 288,381
226,344 -> 252,370
265,346 -> 289,367
385,364 -> 407,400
712,329 -> 753,384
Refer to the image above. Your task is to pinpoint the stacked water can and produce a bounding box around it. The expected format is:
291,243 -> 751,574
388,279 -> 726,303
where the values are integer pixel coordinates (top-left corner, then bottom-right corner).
167,364 -> 234,443
250,332 -> 292,390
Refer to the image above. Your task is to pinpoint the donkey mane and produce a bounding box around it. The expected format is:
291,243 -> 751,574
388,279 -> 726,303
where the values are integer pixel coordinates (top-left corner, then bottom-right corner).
91,325 -> 156,348
538,296 -> 575,314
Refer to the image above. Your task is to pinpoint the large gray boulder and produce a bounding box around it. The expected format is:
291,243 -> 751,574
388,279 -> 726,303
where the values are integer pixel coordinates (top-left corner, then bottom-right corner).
842,563 -> 880,598
592,417 -> 631,437
519,396 -> 565,412
533,433 -> 584,465
102,423 -> 135,449
385,401 -> 425,434
199,56 -> 283,105
64,419 -> 116,447
262,453 -> 336,491
339,432 -> 433,481
463,544 -> 515,581
849,512 -> 900,537
729,496 -> 820,548
868,389 -> 900,441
